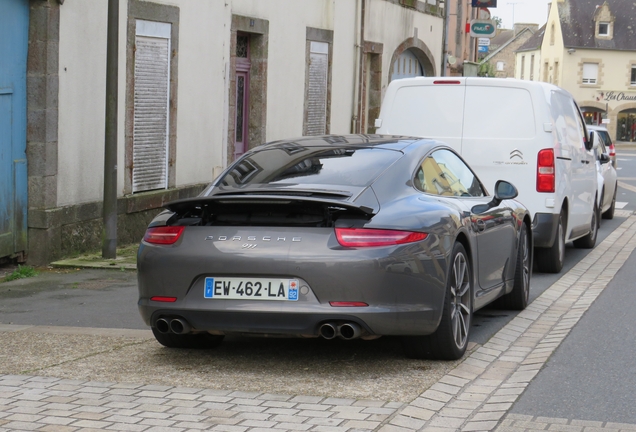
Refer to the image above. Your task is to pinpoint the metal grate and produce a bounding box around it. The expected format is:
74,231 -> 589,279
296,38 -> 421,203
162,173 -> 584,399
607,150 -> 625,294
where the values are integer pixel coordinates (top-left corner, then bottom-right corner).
132,35 -> 170,193
306,42 -> 329,136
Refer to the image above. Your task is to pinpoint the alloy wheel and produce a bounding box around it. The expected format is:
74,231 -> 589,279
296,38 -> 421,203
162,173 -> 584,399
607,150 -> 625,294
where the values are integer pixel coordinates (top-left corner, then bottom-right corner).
450,252 -> 471,349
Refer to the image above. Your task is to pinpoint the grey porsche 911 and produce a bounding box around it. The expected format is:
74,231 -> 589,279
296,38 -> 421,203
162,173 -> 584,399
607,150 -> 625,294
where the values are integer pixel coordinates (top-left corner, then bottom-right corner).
137,135 -> 532,360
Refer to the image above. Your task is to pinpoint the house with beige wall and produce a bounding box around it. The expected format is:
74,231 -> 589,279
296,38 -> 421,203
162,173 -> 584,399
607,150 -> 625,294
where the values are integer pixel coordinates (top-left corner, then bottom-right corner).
1,0 -> 444,265
515,0 -> 636,142
480,24 -> 538,78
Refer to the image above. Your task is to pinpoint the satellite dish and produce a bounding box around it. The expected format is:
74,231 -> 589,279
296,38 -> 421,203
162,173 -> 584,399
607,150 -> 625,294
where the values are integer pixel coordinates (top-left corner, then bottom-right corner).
448,55 -> 457,65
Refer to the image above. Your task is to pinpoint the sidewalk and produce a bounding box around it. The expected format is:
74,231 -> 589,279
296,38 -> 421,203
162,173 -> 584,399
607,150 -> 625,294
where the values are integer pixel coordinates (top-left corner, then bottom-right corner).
1,213 -> 636,431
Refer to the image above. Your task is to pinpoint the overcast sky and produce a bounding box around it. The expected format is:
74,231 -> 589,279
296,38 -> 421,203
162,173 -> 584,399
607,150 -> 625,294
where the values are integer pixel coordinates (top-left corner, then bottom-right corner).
488,0 -> 552,29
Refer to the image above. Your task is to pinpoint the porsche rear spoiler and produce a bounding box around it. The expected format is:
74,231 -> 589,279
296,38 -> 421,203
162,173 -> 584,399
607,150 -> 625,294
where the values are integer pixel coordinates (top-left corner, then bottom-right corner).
164,194 -> 377,216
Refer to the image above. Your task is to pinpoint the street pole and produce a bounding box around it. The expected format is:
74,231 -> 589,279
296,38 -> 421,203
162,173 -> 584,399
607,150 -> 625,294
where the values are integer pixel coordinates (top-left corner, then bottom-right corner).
102,0 -> 118,258
507,2 -> 523,29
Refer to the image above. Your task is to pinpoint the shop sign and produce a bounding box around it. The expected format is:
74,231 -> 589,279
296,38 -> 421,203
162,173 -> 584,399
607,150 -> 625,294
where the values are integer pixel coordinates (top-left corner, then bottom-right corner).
470,20 -> 497,38
604,91 -> 636,102
597,90 -> 636,102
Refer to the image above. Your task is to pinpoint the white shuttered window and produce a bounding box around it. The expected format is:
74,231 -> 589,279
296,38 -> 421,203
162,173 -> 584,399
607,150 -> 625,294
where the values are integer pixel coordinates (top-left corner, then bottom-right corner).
133,20 -> 171,192
582,63 -> 598,84
306,41 -> 329,136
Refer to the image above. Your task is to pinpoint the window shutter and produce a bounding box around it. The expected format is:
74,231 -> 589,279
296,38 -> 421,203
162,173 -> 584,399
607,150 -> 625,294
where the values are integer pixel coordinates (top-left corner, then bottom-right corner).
582,63 -> 598,84
306,41 -> 329,136
133,33 -> 170,192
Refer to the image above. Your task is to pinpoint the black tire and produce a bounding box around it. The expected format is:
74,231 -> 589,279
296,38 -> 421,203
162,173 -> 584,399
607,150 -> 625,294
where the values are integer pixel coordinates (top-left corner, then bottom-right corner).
596,188 -> 605,229
602,185 -> 617,220
573,199 -> 598,249
151,327 -> 225,349
402,242 -> 472,360
535,211 -> 565,273
496,224 -> 530,310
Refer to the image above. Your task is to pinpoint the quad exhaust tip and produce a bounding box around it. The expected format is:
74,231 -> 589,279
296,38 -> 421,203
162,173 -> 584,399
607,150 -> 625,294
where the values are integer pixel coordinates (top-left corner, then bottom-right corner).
319,322 -> 364,340
155,317 -> 192,335
319,322 -> 337,339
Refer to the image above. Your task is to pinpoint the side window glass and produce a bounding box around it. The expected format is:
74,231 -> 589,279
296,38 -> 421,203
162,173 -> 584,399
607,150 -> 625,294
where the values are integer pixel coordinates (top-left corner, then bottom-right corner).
572,102 -> 589,149
414,150 -> 485,197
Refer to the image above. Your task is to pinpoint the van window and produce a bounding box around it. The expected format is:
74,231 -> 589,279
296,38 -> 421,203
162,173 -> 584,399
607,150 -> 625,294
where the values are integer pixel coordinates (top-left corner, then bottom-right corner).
385,85 -> 465,140
463,86 -> 535,140
549,91 -> 580,146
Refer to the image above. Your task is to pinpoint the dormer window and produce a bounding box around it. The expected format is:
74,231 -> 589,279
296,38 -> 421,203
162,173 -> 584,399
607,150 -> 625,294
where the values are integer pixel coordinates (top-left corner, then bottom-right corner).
593,2 -> 615,39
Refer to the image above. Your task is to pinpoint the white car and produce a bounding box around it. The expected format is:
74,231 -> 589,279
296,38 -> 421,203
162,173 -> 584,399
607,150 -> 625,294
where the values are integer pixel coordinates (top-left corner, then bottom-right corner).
590,128 -> 618,220
588,125 -> 617,168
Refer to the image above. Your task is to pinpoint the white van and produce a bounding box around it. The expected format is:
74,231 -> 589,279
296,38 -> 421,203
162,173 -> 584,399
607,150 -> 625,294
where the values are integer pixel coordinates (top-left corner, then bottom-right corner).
375,77 -> 598,273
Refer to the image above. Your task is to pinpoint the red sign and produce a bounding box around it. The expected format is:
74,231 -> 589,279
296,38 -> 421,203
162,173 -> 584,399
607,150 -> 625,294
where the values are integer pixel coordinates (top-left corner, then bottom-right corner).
472,0 -> 497,7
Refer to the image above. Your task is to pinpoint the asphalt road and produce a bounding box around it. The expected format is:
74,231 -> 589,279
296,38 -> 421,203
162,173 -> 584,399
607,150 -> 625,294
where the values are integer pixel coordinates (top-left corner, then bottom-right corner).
510,246 -> 636,424
507,146 -> 636,423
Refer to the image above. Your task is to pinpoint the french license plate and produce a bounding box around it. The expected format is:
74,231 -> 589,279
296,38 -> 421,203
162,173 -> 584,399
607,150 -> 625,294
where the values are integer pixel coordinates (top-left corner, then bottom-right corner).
204,277 -> 299,301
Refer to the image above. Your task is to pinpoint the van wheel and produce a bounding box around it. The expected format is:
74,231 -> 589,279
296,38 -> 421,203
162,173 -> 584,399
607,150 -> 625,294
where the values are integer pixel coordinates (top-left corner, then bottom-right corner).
402,242 -> 472,360
496,224 -> 530,310
535,212 -> 565,273
603,186 -> 617,220
573,200 -> 598,249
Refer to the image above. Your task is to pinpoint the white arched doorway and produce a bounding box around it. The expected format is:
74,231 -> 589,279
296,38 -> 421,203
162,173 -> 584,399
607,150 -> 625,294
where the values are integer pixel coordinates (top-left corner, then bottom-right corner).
391,49 -> 425,81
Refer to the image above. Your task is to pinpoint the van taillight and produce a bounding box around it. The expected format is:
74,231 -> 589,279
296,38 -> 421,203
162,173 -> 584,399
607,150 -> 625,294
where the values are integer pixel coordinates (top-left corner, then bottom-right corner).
608,144 -> 616,158
433,80 -> 461,85
537,149 -> 555,193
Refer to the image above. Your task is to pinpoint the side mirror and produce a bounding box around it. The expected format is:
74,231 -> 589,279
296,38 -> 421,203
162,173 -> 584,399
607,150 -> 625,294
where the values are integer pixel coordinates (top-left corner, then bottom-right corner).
494,180 -> 518,200
599,153 -> 610,164
472,180 -> 518,214
585,131 -> 594,151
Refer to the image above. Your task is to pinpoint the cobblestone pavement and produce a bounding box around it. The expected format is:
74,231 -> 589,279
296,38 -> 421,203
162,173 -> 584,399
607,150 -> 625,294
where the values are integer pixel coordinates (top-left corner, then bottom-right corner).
1,212 -> 635,432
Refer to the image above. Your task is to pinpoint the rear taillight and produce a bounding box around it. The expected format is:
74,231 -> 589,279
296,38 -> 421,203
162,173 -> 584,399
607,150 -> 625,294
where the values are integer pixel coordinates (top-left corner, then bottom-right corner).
329,301 -> 369,307
537,149 -> 555,193
335,228 -> 427,247
433,80 -> 461,85
609,144 -> 616,158
143,226 -> 185,245
150,296 -> 177,302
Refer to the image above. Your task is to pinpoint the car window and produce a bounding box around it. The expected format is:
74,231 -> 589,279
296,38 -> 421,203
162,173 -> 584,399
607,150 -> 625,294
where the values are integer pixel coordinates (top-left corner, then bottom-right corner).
414,149 -> 485,197
572,102 -> 589,149
216,146 -> 403,189
599,130 -> 613,146
597,133 -> 607,154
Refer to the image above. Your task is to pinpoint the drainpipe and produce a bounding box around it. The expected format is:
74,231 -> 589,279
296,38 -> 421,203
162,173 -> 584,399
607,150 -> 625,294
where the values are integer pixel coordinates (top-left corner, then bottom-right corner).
441,0 -> 450,76
356,0 -> 366,134
351,0 -> 361,133
102,0 -> 118,258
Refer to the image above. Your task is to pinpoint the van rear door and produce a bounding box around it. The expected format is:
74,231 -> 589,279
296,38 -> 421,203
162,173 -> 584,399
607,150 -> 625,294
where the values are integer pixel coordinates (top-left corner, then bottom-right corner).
376,78 -> 466,151
460,80 -> 537,199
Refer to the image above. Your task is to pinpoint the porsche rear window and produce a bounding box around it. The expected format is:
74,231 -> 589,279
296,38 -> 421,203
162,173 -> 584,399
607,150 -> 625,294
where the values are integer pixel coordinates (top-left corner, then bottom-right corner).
218,147 -> 401,188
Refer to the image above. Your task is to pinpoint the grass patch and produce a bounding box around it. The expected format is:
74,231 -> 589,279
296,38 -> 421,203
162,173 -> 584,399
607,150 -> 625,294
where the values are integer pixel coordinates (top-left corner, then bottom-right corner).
3,265 -> 38,282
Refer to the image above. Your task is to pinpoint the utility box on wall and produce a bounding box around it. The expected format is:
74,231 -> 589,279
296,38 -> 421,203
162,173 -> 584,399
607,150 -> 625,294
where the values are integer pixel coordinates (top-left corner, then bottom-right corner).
463,61 -> 479,77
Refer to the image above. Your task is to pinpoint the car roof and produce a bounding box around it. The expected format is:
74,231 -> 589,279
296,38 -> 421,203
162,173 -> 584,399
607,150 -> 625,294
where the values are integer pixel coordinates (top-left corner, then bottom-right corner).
252,134 -> 431,153
587,125 -> 609,132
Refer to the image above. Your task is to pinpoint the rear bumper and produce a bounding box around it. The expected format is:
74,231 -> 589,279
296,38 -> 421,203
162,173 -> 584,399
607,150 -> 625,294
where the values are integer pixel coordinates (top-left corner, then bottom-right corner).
532,212 -> 559,248
138,305 -> 441,337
